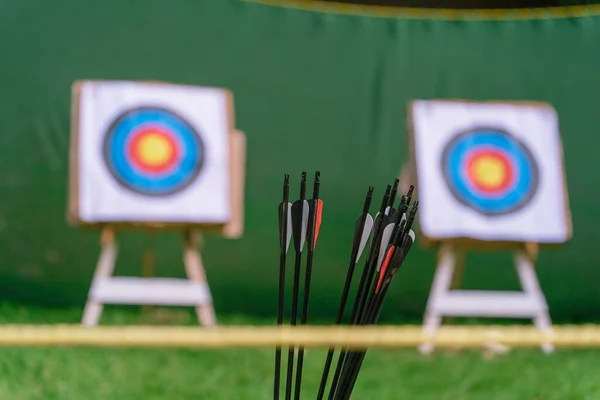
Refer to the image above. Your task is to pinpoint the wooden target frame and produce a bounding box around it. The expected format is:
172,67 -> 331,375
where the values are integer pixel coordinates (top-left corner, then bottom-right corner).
403,99 -> 573,354
68,80 -> 246,327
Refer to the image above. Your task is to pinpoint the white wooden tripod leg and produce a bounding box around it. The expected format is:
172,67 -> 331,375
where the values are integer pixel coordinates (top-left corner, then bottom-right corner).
82,229 -> 118,327
515,252 -> 554,353
420,245 -> 456,354
183,231 -> 216,327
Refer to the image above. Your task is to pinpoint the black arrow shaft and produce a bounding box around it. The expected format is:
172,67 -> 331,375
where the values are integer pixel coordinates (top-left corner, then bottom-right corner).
293,247 -> 314,400
328,188 -> 390,400
316,215 -> 370,399
316,246 -> 362,400
337,234 -> 415,400
331,224 -> 386,398
328,234 -> 383,398
294,172 -> 321,400
274,251 -> 286,399
274,174 -> 290,400
317,188 -> 372,400
285,172 -> 307,400
335,222 -> 409,399
284,250 -> 303,400
336,284 -> 392,400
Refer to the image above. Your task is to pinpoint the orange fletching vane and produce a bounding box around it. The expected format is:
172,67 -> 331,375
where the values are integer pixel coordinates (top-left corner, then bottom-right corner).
313,200 -> 323,248
375,246 -> 395,294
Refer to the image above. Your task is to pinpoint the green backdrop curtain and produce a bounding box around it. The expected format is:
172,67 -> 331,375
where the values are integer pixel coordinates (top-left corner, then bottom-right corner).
0,0 -> 598,322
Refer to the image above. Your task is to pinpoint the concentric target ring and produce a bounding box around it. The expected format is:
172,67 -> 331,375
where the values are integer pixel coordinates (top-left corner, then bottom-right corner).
103,107 -> 205,197
441,128 -> 539,216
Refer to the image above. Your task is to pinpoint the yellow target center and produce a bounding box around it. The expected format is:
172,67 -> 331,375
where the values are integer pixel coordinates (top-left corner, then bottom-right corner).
137,133 -> 173,166
472,156 -> 506,188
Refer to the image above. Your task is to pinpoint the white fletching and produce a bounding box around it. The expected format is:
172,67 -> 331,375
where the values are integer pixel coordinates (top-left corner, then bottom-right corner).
299,200 -> 309,251
285,203 -> 293,253
376,223 -> 395,270
384,206 -> 391,216
408,229 -> 415,242
356,214 -> 374,262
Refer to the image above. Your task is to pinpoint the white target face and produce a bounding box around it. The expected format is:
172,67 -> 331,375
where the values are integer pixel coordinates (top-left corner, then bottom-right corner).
72,80 -> 233,224
410,100 -> 571,243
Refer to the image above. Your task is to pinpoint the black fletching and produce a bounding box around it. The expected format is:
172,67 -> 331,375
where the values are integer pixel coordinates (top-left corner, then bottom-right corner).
291,201 -> 306,252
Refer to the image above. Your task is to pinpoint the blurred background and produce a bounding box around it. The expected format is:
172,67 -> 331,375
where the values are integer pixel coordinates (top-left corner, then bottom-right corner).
0,0 -> 599,399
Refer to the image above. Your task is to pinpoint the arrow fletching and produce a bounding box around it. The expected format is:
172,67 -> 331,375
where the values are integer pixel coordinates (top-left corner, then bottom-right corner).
300,200 -> 309,251
278,202 -> 293,254
376,223 -> 395,270
305,172 -> 323,251
286,203 -> 293,253
350,187 -> 374,263
291,200 -> 310,252
388,229 -> 416,278
375,246 -> 395,294
389,195 -> 405,224
356,214 -> 373,261
314,199 -> 323,247
309,199 -> 324,250
407,229 -> 415,244
386,229 -> 416,281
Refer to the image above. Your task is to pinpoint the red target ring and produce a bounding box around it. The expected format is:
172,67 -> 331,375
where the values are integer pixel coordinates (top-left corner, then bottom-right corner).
442,128 -> 539,216
103,107 -> 204,197
464,148 -> 516,196
126,127 -> 181,175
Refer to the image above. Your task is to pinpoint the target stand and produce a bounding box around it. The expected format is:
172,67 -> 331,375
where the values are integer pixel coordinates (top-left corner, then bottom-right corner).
69,80 -> 246,327
82,227 -> 217,327
406,99 -> 573,354
418,242 -> 553,354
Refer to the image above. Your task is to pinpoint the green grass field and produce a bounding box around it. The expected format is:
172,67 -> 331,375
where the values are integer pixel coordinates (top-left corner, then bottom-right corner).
0,304 -> 599,400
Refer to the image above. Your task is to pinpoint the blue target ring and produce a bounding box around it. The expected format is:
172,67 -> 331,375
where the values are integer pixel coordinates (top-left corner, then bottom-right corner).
103,107 -> 204,196
441,128 -> 539,216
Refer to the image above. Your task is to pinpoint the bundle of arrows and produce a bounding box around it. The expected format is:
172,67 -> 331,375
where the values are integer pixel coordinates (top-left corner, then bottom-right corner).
274,172 -> 419,400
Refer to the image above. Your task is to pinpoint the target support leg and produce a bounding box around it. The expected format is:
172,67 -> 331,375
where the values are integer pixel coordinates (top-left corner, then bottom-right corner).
444,249 -> 466,325
82,228 -> 118,327
420,244 -> 456,354
515,251 -> 554,353
141,233 -> 156,314
183,230 -> 217,327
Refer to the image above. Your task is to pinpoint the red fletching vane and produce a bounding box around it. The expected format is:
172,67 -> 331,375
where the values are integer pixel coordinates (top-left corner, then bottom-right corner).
376,246 -> 395,294
313,199 -> 323,248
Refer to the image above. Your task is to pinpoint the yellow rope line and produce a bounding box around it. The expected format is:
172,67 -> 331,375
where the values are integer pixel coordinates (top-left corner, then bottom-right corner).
1,325 -> 600,348
242,0 -> 600,20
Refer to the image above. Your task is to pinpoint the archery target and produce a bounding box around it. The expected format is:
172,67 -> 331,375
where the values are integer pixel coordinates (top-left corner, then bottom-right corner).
103,107 -> 205,196
441,128 -> 539,216
72,80 -> 234,224
410,100 -> 571,243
